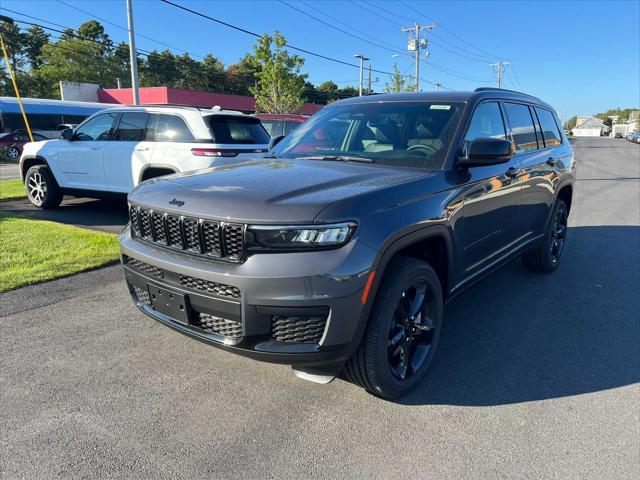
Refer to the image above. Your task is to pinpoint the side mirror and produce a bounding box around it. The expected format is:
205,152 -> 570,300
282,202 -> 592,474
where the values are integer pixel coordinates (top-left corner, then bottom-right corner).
268,135 -> 285,151
61,128 -> 74,141
458,137 -> 513,167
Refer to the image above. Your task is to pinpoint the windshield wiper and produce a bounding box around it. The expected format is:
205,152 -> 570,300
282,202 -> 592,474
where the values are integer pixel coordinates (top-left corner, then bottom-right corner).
262,153 -> 279,158
299,155 -> 374,163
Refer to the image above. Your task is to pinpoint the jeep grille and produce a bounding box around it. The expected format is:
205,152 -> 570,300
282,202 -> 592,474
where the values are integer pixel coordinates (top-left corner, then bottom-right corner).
129,204 -> 245,262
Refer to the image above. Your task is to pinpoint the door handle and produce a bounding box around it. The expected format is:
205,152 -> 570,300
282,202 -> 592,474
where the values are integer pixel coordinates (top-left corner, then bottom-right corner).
135,146 -> 149,151
89,146 -> 101,150
505,167 -> 519,178
546,157 -> 558,166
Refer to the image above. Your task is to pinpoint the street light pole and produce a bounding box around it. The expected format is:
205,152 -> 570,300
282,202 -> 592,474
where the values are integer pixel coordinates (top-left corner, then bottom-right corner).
125,0 -> 140,105
354,54 -> 369,96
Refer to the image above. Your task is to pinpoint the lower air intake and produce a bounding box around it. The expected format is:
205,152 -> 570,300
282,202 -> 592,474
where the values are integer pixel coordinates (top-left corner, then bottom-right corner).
192,313 -> 242,340
272,315 -> 327,344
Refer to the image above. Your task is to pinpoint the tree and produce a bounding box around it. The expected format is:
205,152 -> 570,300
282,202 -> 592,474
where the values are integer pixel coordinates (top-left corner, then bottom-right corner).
384,63 -> 415,93
23,26 -> 50,69
250,32 -> 307,113
141,49 -> 180,87
226,53 -> 260,95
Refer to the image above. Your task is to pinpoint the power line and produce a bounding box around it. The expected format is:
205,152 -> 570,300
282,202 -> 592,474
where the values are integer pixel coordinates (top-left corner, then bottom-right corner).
9,20 -> 360,101
277,0 -> 406,56
397,0 -> 502,60
298,0 -> 411,56
53,0 -> 207,59
158,0 -> 443,87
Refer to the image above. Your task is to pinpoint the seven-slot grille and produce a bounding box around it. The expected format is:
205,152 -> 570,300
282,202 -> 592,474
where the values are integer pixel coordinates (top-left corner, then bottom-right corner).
129,204 -> 245,262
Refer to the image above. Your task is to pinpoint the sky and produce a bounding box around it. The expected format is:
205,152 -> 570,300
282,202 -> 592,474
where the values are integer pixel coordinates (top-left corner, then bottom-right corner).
2,0 -> 639,120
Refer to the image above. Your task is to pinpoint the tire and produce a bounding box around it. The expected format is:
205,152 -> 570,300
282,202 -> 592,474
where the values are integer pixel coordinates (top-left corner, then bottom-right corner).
522,199 -> 568,273
25,165 -> 62,209
343,257 -> 443,399
6,146 -> 20,160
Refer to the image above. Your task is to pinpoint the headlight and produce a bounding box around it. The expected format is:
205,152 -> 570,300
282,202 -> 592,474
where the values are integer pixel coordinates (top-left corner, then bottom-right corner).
248,222 -> 357,250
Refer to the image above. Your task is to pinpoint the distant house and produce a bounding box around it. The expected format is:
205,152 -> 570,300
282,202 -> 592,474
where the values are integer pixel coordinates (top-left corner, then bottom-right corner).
572,116 -> 607,137
610,110 -> 639,137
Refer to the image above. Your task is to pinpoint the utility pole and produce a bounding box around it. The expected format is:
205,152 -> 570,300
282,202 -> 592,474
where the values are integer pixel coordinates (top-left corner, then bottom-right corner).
354,54 -> 369,96
434,81 -> 441,92
489,61 -> 511,89
125,0 -> 140,105
367,64 -> 372,94
402,22 -> 435,92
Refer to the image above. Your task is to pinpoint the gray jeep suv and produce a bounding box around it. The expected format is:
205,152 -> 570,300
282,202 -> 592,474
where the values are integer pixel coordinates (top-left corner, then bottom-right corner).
120,89 -> 575,398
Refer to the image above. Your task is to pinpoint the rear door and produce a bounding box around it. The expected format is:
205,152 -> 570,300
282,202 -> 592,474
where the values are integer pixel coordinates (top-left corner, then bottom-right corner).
55,112 -> 117,191
104,112 -> 153,193
502,102 -> 553,242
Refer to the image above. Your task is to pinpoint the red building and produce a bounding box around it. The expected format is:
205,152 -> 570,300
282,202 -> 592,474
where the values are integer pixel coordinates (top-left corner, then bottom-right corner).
98,86 -> 324,115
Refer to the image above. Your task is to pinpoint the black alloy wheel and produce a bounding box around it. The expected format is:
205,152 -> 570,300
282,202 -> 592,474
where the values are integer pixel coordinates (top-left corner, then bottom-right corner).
549,204 -> 568,264
343,257 -> 443,399
387,282 -> 436,380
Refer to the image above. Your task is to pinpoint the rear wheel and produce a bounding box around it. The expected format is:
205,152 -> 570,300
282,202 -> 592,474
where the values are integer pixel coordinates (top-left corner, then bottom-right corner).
344,257 -> 443,399
522,199 -> 568,272
25,165 -> 62,209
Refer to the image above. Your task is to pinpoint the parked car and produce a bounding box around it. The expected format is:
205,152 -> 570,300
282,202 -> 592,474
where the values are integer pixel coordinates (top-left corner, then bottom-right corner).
19,105 -> 270,208
614,132 -> 623,138
255,113 -> 308,138
55,123 -> 78,132
120,88 -> 575,398
0,130 -> 48,160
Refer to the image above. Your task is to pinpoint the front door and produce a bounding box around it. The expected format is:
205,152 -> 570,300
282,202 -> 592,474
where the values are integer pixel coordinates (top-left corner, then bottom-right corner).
456,101 -> 524,282
56,112 -> 117,191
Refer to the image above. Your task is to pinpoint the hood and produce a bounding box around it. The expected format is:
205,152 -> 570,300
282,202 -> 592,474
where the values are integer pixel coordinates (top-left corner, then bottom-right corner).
129,159 -> 430,223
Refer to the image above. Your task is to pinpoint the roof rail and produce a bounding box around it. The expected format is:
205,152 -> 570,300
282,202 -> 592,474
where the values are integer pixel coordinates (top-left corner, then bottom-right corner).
473,87 -> 540,100
123,103 -> 204,110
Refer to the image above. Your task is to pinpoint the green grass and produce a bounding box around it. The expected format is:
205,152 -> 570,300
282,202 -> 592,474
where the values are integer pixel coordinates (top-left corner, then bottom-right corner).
0,178 -> 26,201
0,212 -> 120,292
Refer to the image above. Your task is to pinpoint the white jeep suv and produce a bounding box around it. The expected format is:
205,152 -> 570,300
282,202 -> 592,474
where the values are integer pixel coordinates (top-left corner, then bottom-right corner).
19,105 -> 270,208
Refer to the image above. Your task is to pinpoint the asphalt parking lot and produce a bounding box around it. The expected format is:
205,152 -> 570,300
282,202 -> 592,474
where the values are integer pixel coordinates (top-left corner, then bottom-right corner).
1,137 -> 638,479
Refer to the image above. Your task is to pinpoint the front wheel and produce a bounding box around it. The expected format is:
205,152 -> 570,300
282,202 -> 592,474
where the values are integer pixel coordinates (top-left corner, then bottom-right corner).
6,146 -> 20,160
25,165 -> 62,209
343,257 -> 443,399
522,199 -> 568,272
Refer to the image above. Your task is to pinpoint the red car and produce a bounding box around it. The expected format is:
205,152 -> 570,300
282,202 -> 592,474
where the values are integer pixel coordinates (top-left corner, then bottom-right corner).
255,114 -> 308,138
0,130 -> 48,160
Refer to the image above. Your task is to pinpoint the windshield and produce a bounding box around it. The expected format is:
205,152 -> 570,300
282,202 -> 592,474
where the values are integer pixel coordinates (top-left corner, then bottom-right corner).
270,101 -> 463,169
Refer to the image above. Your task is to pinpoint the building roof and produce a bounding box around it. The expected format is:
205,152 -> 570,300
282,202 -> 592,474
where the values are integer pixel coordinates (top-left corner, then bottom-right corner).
573,116 -> 604,129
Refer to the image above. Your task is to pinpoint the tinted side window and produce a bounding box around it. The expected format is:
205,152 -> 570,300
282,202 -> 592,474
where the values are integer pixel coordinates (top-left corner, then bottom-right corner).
73,113 -> 117,141
503,103 -> 538,153
207,116 -> 270,144
260,119 -> 275,136
463,102 -> 506,154
148,114 -> 194,142
535,108 -> 562,147
284,120 -> 301,136
115,112 -> 149,141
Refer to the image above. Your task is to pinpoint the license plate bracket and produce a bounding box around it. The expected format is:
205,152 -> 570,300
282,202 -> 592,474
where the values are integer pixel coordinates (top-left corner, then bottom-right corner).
148,283 -> 190,324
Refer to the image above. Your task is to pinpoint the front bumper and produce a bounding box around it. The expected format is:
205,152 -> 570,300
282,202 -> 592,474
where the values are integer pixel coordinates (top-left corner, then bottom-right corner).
119,227 -> 377,367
